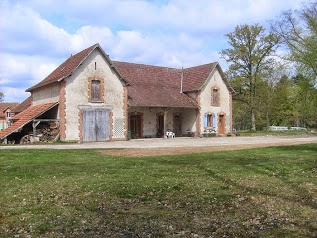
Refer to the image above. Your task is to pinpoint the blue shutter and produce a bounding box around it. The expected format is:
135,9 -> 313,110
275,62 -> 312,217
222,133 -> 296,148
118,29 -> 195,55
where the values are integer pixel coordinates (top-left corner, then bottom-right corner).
212,114 -> 217,128
204,114 -> 208,128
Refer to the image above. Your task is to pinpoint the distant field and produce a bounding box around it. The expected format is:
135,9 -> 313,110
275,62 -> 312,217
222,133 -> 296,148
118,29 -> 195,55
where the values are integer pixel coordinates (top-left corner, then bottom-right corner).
1,144 -> 317,237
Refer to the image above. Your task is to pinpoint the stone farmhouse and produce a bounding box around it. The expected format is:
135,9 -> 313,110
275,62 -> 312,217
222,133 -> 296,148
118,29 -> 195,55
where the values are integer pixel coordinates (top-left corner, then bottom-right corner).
0,43 -> 234,143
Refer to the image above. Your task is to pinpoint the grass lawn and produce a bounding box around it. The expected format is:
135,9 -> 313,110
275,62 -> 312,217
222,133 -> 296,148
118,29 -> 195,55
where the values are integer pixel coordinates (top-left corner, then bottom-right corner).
237,129 -> 316,137
1,144 -> 317,237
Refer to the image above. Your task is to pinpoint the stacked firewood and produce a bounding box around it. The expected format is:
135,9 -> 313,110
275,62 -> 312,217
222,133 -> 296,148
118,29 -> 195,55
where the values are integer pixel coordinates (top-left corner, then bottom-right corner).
39,122 -> 59,142
19,122 -> 60,144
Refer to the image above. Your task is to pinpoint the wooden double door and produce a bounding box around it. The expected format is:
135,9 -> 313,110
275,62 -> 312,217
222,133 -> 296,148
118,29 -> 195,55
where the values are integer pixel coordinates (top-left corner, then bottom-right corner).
82,108 -> 110,142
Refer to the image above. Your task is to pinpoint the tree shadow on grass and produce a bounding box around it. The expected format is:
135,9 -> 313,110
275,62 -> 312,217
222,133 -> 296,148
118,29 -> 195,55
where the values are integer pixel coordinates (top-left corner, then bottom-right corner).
202,157 -> 317,210
204,168 -> 317,236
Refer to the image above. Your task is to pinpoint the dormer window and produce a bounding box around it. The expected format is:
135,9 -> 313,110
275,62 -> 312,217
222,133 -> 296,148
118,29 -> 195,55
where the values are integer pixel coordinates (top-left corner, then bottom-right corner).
6,111 -> 11,118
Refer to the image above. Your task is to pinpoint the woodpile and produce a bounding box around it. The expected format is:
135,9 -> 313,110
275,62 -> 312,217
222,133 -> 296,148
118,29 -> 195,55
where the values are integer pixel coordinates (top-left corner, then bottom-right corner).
19,121 -> 60,144
19,135 -> 31,144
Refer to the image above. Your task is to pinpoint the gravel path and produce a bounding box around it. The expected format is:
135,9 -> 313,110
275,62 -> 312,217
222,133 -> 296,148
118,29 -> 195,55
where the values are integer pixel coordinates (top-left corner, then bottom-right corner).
1,136 -> 316,152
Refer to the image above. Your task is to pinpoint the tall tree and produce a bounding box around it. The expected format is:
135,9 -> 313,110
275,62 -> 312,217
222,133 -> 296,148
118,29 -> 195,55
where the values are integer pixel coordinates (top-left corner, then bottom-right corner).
0,92 -> 4,102
293,74 -> 317,128
221,24 -> 279,131
272,1 -> 317,80
270,75 -> 294,126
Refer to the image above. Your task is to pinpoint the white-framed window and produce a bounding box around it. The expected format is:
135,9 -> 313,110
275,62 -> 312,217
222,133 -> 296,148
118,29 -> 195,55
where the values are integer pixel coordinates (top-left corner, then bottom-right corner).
6,111 -> 11,118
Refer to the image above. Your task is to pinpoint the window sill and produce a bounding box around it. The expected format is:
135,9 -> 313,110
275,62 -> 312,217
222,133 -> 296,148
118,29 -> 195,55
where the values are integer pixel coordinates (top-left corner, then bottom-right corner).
204,127 -> 216,131
90,100 -> 104,103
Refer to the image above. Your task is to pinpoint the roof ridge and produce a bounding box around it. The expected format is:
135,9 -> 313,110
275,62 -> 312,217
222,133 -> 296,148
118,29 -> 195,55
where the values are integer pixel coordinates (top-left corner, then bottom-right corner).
69,43 -> 99,60
113,60 -> 180,71
113,60 -> 218,71
184,62 -> 218,70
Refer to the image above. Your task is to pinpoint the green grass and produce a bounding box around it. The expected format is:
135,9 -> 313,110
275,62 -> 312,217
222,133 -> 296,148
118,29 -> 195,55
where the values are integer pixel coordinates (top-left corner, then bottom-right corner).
1,145 -> 317,237
238,129 -> 316,137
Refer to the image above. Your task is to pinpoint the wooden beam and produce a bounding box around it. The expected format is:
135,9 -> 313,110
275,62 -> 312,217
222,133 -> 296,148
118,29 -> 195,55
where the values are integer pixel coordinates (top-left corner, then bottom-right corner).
32,119 -> 60,122
32,121 -> 41,136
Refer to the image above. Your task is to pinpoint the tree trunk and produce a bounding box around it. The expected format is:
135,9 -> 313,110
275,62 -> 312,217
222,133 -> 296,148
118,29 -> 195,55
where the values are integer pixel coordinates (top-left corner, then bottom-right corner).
251,108 -> 256,131
266,111 -> 270,129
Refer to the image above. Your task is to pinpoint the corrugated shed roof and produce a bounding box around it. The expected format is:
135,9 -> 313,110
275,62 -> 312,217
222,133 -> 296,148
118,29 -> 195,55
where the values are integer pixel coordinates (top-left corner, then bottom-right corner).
0,102 -> 58,140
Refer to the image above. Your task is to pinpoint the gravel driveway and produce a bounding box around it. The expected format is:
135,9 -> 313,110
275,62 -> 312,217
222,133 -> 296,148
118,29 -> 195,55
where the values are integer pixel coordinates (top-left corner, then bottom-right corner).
1,136 -> 316,153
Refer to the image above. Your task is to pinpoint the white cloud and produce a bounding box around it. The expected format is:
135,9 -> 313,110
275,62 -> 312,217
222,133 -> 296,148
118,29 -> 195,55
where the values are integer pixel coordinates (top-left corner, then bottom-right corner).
0,2 -> 115,56
5,58 -> 29,76
71,26 -> 115,52
106,30 -> 213,68
1,53 -> 59,88
0,0 -> 304,102
17,0 -> 303,33
1,87 -> 30,102
31,63 -> 57,84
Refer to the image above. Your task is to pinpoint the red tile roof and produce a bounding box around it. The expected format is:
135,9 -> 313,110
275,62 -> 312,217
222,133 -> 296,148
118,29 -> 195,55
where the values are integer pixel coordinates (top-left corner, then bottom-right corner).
183,63 -> 234,92
182,63 -> 218,91
27,44 -> 98,92
128,85 -> 198,108
12,96 -> 32,114
0,102 -> 58,140
26,44 -> 129,92
26,43 -> 233,108
112,61 -> 233,108
113,61 -> 199,107
0,102 -> 19,118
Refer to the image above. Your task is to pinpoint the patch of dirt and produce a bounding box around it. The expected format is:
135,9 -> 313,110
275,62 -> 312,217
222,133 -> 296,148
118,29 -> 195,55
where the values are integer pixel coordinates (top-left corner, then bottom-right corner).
98,141 -> 313,157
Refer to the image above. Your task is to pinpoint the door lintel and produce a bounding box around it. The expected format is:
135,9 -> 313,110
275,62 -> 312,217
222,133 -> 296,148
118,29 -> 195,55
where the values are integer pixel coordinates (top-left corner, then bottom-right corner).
78,104 -> 113,111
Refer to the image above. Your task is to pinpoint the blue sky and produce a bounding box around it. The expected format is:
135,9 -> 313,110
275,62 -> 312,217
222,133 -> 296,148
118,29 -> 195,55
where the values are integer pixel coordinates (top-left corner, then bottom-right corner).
0,0 -> 303,102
